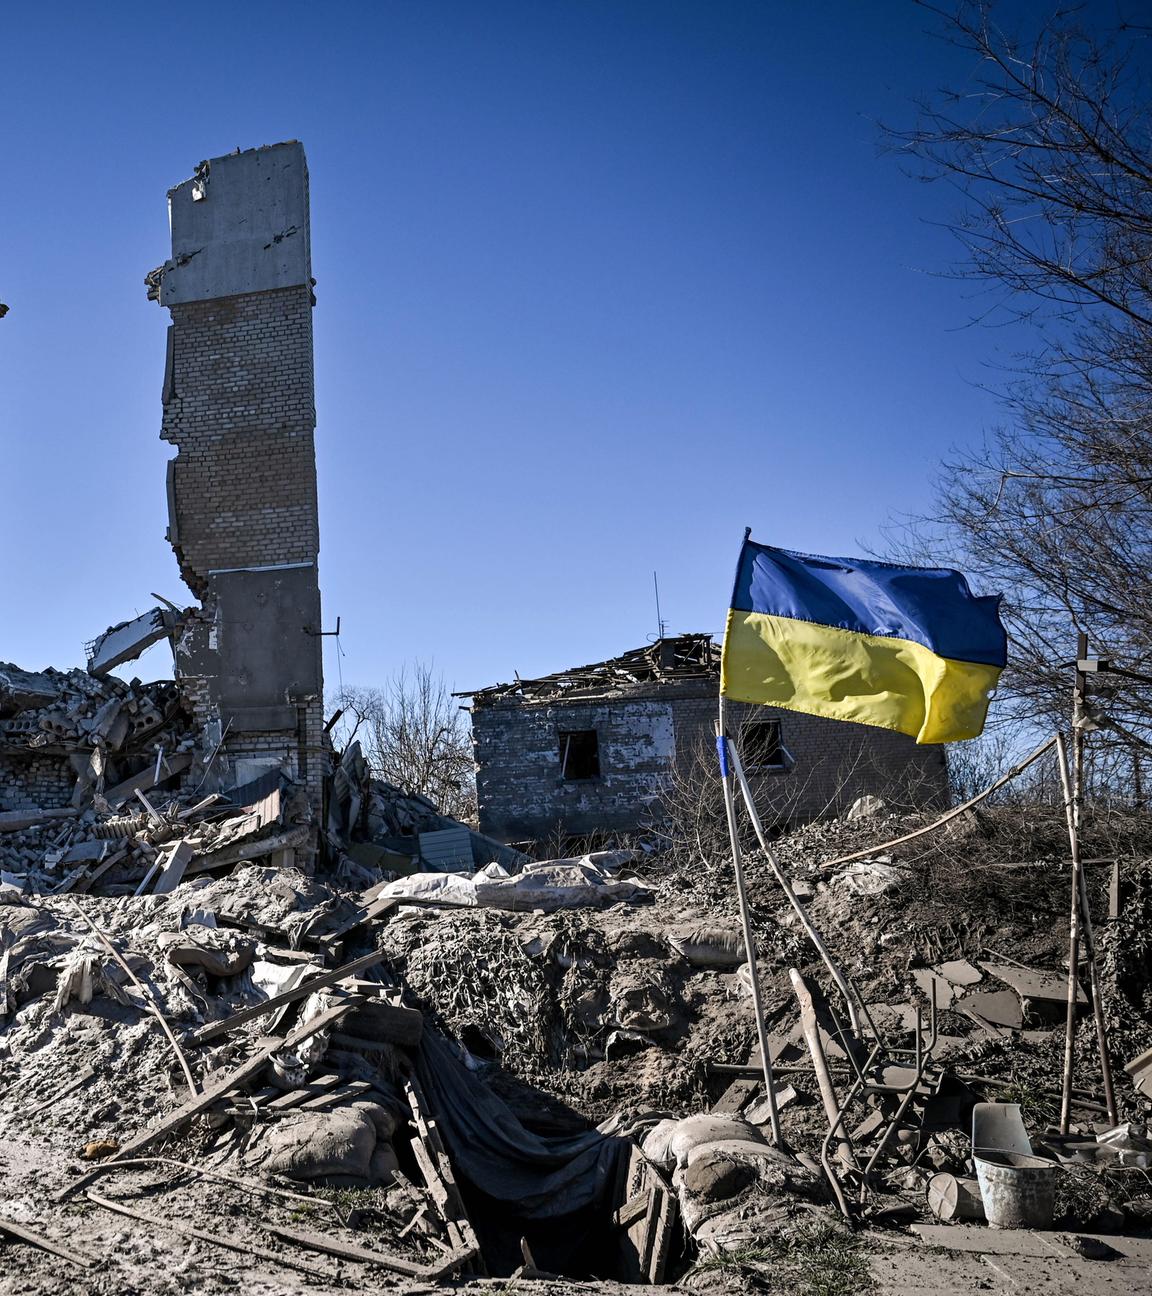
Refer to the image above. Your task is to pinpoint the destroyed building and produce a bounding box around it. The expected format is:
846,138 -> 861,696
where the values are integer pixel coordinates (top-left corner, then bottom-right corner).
152,141 -> 325,808
461,633 -> 950,840
0,143 -> 329,893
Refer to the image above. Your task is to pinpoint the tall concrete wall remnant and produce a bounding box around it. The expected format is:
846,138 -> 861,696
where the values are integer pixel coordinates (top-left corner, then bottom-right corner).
151,142 -> 324,807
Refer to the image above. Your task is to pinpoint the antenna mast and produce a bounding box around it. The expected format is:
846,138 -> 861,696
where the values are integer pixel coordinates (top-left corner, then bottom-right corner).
653,570 -> 667,640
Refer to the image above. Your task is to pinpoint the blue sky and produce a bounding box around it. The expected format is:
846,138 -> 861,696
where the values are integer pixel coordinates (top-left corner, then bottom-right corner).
0,1 -> 1072,697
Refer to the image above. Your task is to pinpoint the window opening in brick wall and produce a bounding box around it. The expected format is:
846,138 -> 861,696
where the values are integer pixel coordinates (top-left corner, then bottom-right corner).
742,720 -> 789,771
559,729 -> 600,780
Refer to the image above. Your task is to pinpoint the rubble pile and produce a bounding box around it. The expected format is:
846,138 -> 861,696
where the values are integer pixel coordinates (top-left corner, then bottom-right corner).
2,778 -> 1152,1294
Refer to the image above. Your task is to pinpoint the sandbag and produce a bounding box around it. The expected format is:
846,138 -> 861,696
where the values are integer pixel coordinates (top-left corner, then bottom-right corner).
664,1115 -> 765,1168
475,857 -> 651,912
244,1108 -> 379,1184
677,1138 -> 828,1245
641,1119 -> 680,1168
611,978 -> 675,1032
668,924 -> 745,968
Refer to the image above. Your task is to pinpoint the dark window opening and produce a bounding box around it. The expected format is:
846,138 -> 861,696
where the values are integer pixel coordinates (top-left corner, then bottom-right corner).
743,720 -> 787,770
559,729 -> 600,780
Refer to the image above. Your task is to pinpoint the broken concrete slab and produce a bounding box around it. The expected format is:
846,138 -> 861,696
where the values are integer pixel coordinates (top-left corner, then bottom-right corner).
86,609 -> 172,676
956,988 -> 1025,1030
912,967 -> 958,1008
980,960 -> 1087,1016
936,957 -> 983,986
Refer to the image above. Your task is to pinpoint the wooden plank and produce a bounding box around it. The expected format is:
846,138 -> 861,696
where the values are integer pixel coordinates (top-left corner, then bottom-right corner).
614,1146 -> 649,1284
268,1223 -> 475,1280
646,1179 -> 678,1284
405,1078 -> 484,1273
0,809 -> 79,832
189,950 -> 384,1046
265,1074 -> 344,1111
152,840 -> 194,895
86,1193 -> 328,1278
0,1217 -> 96,1268
56,1002 -> 355,1201
299,1081 -> 375,1111
315,895 -> 399,949
102,752 -> 193,809
184,825 -> 311,877
613,1189 -> 651,1229
710,1077 -> 758,1115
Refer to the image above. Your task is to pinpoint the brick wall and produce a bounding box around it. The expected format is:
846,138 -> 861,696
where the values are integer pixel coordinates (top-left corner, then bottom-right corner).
471,679 -> 949,840
0,755 -> 75,812
161,286 -> 319,594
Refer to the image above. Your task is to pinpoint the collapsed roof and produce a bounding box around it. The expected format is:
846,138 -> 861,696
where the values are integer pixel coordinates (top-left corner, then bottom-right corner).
458,632 -> 720,705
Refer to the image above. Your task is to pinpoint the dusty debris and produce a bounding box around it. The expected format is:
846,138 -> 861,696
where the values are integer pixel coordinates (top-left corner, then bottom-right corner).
4,789 -> 1152,1293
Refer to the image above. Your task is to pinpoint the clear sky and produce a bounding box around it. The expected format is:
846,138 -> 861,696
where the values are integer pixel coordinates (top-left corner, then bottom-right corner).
0,1 -> 1078,699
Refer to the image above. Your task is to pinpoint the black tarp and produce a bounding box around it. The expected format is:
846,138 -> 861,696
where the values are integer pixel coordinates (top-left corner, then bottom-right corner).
415,1031 -> 625,1220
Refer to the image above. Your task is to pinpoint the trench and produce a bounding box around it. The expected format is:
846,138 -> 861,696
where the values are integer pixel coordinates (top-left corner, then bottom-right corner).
390,1079 -> 682,1283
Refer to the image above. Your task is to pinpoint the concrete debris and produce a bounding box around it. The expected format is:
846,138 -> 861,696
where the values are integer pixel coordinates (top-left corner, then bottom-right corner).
4,789 -> 1152,1291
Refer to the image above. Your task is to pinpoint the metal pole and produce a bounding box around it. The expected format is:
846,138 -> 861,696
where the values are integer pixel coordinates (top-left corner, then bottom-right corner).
1055,730 -> 1119,1126
716,702 -> 782,1144
728,740 -> 865,1036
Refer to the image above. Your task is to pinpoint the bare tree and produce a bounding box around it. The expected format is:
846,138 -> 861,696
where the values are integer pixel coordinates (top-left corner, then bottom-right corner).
336,663 -> 476,822
885,2 -> 1152,788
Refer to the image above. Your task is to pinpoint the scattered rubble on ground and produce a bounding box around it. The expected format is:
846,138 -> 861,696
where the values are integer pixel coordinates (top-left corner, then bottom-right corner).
3,734 -> 1152,1293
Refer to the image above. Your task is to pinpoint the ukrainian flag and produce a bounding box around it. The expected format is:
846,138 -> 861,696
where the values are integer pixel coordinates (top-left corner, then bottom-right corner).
721,538 -> 1007,744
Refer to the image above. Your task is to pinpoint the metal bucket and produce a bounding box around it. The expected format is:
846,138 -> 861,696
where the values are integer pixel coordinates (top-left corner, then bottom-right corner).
973,1148 -> 1057,1229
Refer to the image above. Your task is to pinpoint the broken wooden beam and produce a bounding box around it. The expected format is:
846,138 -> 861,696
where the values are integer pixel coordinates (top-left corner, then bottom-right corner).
152,840 -> 194,895
267,1223 -> 475,1280
184,825 -> 311,876
101,752 -> 193,809
0,1216 -> 96,1268
0,809 -> 79,833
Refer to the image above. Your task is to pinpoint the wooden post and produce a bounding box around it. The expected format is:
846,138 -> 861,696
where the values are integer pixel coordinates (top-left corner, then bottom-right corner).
789,969 -> 852,1168
715,705 -> 782,1145
1055,729 -> 1119,1127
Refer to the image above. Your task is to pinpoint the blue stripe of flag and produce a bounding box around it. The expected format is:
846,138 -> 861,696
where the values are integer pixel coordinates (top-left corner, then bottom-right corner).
730,540 -> 1007,668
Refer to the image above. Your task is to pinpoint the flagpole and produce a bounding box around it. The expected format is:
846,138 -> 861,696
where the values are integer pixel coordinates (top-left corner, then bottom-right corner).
716,699 -> 783,1145
726,740 -> 865,1037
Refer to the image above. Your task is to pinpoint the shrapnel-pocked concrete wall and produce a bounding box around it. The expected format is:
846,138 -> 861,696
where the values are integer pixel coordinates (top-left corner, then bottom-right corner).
154,143 -> 324,806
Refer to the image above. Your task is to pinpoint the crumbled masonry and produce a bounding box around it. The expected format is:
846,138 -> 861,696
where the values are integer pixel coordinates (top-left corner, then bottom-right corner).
4,782 -> 1152,1293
